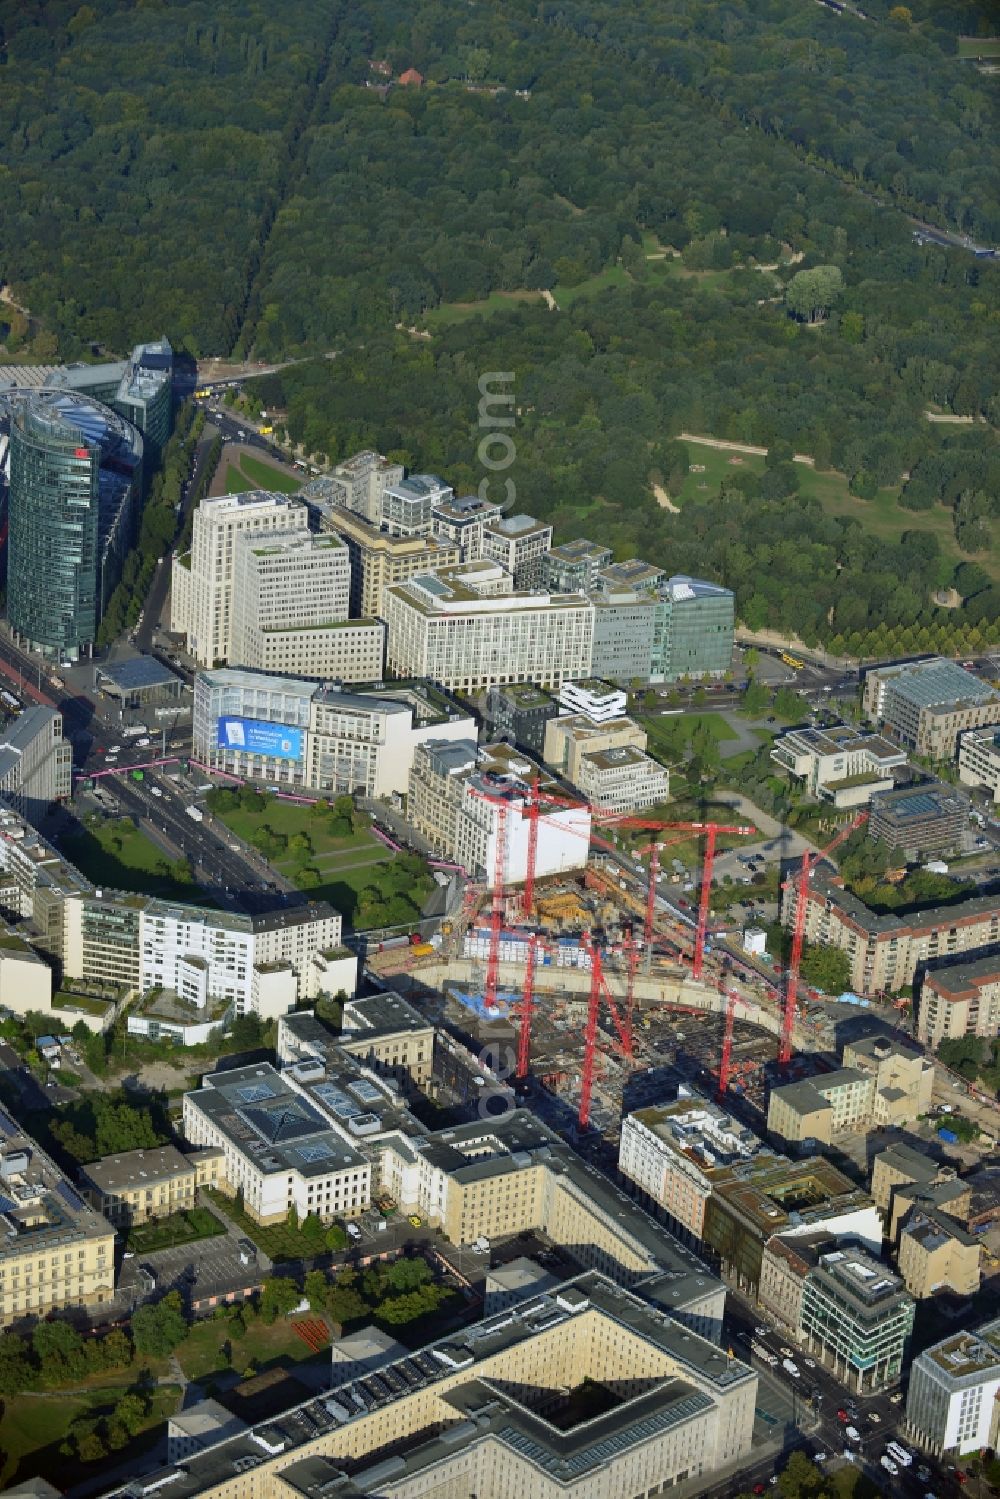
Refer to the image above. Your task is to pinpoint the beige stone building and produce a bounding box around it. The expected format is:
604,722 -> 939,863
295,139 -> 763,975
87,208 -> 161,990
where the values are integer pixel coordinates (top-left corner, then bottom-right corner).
842,1034 -> 934,1125
543,711 -> 646,781
317,504 -> 461,617
780,868 -> 1000,996
0,1103 -> 114,1326
897,1208 -> 981,1300
919,953 -> 1000,1047
573,744 -> 670,815
337,994 -> 435,1091
758,1230 -> 835,1334
105,1272 -> 756,1499
766,1068 -> 873,1147
78,1144 -> 223,1229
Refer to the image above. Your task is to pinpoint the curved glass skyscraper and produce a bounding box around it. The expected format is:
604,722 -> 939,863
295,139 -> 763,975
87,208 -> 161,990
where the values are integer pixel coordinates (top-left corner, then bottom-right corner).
7,390 -> 143,659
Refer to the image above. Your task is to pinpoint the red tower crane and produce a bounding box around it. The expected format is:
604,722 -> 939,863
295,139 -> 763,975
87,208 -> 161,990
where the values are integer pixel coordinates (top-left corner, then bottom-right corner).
516,932 -> 539,1081
522,772 -> 541,919
717,986 -> 752,1099
477,790 -> 510,1017
779,811 -> 868,1064
577,930 -> 640,1128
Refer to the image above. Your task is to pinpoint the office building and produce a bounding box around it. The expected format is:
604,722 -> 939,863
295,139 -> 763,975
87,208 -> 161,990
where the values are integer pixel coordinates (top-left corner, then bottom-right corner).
862,657 -> 1000,760
95,654 -> 186,712
0,927 -> 53,1016
0,1102 -> 114,1326
380,473 -> 452,537
409,741 -> 592,885
99,1271 -> 756,1499
905,1319 -> 1000,1457
167,1402 -> 247,1466
958,722 -> 1000,802
228,529 -> 385,682
194,669 -> 474,798
182,1063 -> 371,1226
78,1144 -> 223,1229
588,590 -> 656,682
780,866 -> 1000,995
544,712 -> 647,783
897,1207 -> 981,1300
771,723 -> 906,808
868,783 -> 966,860
316,504 -> 461,617
558,679 -> 628,723
301,450 -> 403,525
338,993 -> 436,1091
651,575 -> 735,682
596,558 -> 664,593
0,707 -> 72,821
757,1230 -> 835,1335
170,491 -> 309,666
800,1247 -> 914,1392
481,512 -> 553,588
430,492 -> 502,561
485,682 -> 558,756
483,1255 -> 562,1316
574,744 -> 670,814
329,1325 -> 408,1387
384,563 -> 594,692
542,537 -> 613,594
6,388 -> 143,659
918,952 -> 1000,1047
58,336 -> 173,475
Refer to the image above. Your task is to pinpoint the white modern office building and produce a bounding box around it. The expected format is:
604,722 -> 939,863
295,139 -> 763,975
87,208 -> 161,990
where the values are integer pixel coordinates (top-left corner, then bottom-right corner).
170,491 -> 309,666
381,474 -> 453,537
481,513 -> 553,588
0,706 -> 72,821
384,563 -> 594,692
193,668 -> 474,798
558,679 -> 628,724
906,1319 -> 1000,1457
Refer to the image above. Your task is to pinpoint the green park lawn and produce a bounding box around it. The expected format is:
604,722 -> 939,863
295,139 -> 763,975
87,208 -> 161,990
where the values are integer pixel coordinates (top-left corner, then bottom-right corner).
551,263 -> 631,306
0,1382 -> 182,1490
203,1187 -> 346,1265
126,1205 -> 227,1254
640,711 -> 738,759
423,288 -> 546,328
60,819 -> 210,904
957,35 -> 1000,57
210,798 -> 412,926
175,1311 -> 328,1382
224,453 -> 302,495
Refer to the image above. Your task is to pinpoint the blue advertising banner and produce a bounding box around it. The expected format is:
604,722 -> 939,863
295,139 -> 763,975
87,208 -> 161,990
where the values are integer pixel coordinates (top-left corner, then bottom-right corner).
216,716 -> 303,761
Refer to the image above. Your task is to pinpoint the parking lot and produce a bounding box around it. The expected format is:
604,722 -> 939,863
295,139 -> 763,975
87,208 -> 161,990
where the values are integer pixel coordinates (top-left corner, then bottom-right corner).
118,1208 -> 270,1309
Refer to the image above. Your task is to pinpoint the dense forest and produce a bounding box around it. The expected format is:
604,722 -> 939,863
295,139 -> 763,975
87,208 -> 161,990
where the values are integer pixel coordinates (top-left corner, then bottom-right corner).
0,0 -> 998,649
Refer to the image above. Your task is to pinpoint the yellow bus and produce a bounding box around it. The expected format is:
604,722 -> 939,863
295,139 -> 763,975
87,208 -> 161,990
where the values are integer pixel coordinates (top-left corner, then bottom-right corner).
780,652 -> 805,670
194,388 -> 211,400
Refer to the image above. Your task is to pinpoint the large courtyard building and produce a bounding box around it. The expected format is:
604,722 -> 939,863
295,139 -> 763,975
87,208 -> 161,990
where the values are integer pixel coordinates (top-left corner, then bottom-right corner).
0,1102 -> 114,1326
98,1270 -> 756,1499
918,951 -> 1000,1047
5,388 -> 143,659
862,657 -> 1000,760
905,1319 -> 1000,1458
957,722 -> 1000,802
170,491 -> 309,666
384,562 -> 594,692
193,668 -> 474,798
780,866 -> 1000,995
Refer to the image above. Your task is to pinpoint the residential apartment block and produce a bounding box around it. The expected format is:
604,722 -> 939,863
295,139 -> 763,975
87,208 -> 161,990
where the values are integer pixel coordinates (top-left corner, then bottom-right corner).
771,723 -> 906,809
767,1068 -> 874,1148
0,1103 -> 114,1326
315,504 -> 461,617
78,1144 -> 223,1229
897,1207 -> 981,1300
381,473 -> 453,537
870,1142 -> 966,1227
868,783 -> 966,860
182,1063 -> 371,1226
170,491 -> 309,666
779,867 -> 1000,995
906,1319 -> 1000,1457
958,722 -> 1000,802
0,706 -> 72,823
384,563 -> 594,692
863,657 -> 1000,760
481,512 -> 553,588
429,492 -> 502,561
841,1034 -> 934,1122
918,952 -> 1000,1047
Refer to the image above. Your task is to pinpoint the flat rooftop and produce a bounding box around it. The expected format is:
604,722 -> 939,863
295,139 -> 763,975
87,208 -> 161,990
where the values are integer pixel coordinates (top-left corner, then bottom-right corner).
924,1317 -> 1000,1377
881,658 -> 999,712
79,1144 -> 195,1195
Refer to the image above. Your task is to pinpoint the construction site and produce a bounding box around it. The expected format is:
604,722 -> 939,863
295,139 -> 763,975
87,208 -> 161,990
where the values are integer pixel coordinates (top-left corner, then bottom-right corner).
366,777 -> 870,1150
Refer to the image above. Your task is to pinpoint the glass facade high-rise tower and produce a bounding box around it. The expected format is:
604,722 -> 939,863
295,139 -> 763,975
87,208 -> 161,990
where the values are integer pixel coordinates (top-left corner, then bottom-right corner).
6,389 -> 143,659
